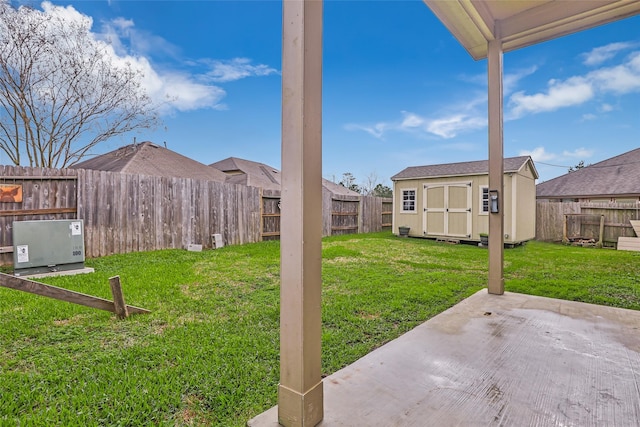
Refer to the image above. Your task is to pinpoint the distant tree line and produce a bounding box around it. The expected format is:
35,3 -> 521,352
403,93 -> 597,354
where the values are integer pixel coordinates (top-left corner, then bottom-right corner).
337,172 -> 392,197
568,160 -> 590,172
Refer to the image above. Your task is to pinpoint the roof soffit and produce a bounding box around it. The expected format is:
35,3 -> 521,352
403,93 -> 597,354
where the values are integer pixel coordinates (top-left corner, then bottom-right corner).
424,0 -> 640,60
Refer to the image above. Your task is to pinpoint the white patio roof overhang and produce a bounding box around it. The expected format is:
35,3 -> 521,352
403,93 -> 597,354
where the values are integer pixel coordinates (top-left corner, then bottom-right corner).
273,1 -> 640,426
424,0 -> 640,60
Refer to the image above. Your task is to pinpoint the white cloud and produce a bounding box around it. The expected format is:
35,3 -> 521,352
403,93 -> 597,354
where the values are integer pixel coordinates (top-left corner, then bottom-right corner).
581,113 -> 597,121
507,47 -> 640,119
400,112 -> 424,128
426,114 -> 486,139
519,147 -> 594,166
346,91 -> 487,141
101,18 -> 135,55
457,66 -> 537,95
345,65 -> 536,141
139,64 -> 227,113
581,42 -> 636,66
343,123 -> 389,139
503,66 -> 538,94
508,76 -> 594,119
562,147 -> 594,158
201,58 -> 279,83
519,147 -> 556,162
37,2 -> 277,115
346,108 -> 486,141
41,1 -> 89,26
588,54 -> 640,94
347,41 -> 639,142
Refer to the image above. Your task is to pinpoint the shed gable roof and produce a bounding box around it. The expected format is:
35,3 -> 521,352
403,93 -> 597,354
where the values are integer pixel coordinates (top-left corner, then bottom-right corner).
536,147 -> 640,198
391,156 -> 536,181
72,142 -> 228,182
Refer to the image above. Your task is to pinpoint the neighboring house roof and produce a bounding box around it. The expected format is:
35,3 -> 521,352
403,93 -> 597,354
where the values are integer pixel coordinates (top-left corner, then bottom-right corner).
210,157 -> 360,196
536,147 -> 640,199
71,142 -> 228,182
391,156 -> 537,181
210,157 -> 282,191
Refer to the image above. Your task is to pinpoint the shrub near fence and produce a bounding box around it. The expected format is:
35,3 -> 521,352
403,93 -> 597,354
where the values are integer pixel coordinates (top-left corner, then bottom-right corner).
536,200 -> 640,245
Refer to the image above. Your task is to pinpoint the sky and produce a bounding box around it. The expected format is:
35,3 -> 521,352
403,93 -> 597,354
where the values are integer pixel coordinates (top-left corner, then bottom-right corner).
7,0 -> 640,186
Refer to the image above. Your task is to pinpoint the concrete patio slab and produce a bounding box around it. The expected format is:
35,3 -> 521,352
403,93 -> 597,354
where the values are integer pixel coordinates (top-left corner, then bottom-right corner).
248,289 -> 640,426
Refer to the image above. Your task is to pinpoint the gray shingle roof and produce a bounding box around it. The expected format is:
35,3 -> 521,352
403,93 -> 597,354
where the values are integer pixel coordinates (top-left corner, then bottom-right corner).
71,142 -> 228,182
391,156 -> 536,180
536,147 -> 640,198
210,157 -> 360,196
210,157 -> 282,191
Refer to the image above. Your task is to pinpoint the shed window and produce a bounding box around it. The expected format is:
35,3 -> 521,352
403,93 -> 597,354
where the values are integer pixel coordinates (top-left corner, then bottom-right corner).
402,189 -> 416,212
480,186 -> 489,214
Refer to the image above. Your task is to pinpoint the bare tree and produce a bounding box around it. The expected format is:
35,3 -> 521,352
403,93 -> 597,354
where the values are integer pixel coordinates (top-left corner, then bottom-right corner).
339,172 -> 360,193
0,2 -> 158,168
359,171 -> 381,196
338,171 -> 393,197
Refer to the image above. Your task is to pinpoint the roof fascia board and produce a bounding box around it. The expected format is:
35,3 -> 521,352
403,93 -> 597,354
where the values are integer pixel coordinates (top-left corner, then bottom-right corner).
392,170 -> 522,182
425,0 -> 640,60
500,0 -> 640,53
423,0 -> 494,60
500,0 -> 613,39
525,157 -> 540,180
537,193 -> 640,199
463,0 -> 495,39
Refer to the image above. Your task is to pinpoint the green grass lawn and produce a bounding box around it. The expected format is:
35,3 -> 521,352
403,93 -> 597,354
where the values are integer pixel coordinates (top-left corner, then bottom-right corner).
1,232 -> 638,426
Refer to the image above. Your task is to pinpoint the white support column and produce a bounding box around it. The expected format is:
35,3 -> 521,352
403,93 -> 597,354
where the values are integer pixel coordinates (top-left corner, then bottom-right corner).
487,38 -> 504,295
279,1 -> 324,426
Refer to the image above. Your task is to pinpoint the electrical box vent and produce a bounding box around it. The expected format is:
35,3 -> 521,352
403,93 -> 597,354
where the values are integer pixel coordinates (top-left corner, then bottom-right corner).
13,220 -> 86,276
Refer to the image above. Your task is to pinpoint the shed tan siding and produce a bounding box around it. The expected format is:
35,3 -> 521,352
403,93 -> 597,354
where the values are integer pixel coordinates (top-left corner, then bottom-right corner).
393,181 -> 421,235
392,164 -> 536,243
514,168 -> 537,242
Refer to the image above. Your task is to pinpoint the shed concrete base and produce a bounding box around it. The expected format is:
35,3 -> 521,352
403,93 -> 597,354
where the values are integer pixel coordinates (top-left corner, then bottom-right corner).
249,289 -> 640,426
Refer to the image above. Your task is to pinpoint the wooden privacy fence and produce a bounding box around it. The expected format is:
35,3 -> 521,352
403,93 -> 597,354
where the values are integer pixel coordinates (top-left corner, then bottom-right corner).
261,189 -> 392,239
1,165 -> 392,265
261,190 -> 281,241
1,166 -> 261,264
536,201 -> 640,246
76,169 -> 261,257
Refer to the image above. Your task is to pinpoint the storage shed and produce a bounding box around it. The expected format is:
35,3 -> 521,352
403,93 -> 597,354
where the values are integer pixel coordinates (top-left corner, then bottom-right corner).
391,156 -> 538,244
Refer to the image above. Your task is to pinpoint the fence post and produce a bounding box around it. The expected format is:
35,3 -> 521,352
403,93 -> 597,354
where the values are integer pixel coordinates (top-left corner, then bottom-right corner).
598,215 -> 605,248
109,276 -> 129,319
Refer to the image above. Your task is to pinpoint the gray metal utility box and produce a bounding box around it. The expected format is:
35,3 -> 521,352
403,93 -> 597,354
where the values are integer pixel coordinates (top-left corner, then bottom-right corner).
13,220 -> 86,276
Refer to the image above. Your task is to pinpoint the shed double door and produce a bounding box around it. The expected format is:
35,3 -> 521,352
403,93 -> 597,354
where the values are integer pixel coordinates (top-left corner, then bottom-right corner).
423,182 -> 472,238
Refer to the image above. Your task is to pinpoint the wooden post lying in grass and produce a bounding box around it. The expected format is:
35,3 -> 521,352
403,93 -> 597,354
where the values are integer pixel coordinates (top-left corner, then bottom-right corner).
0,272 -> 150,317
